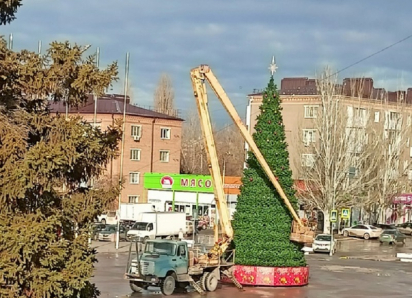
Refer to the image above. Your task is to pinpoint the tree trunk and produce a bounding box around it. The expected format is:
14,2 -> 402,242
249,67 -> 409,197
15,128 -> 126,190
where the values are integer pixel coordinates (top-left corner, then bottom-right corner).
378,208 -> 387,224
323,210 -> 330,234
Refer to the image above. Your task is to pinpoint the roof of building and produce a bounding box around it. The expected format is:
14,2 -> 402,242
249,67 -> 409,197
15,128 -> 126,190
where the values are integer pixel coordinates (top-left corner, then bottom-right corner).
48,94 -> 183,121
249,77 -> 412,104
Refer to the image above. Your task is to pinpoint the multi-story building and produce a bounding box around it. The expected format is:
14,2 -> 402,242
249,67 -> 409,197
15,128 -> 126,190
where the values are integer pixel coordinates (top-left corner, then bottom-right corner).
49,94 -> 183,204
246,77 -> 412,180
246,77 -> 412,224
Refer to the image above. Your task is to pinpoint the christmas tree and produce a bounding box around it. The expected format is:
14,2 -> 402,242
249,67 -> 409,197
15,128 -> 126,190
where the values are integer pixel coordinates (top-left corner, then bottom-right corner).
232,74 -> 306,267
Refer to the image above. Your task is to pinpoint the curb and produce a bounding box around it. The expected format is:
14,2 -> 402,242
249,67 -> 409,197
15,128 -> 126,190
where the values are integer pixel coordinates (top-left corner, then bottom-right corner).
338,256 -> 399,262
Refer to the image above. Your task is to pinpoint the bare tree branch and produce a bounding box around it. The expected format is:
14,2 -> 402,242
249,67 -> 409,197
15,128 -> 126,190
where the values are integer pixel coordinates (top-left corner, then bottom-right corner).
153,73 -> 176,116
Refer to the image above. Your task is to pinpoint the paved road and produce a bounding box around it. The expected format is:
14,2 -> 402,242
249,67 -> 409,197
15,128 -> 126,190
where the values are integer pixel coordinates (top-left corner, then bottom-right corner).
92,249 -> 412,298
92,231 -> 412,260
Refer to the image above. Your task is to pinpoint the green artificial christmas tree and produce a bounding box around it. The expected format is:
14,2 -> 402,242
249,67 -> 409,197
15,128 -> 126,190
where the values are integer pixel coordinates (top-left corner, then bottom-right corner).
232,74 -> 306,267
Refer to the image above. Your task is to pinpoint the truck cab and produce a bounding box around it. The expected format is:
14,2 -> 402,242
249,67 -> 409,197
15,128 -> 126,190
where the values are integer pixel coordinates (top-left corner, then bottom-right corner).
126,240 -> 191,295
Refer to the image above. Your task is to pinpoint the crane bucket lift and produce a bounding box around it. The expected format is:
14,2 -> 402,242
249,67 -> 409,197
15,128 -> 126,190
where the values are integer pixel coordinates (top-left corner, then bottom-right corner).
190,65 -> 313,251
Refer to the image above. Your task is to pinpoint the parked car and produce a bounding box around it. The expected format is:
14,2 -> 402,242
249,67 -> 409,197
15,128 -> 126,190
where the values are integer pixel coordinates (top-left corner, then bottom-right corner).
396,222 -> 412,236
312,234 -> 336,253
374,224 -> 396,230
342,224 -> 382,239
98,224 -> 127,241
379,229 -> 407,245
90,223 -> 106,240
197,217 -> 210,230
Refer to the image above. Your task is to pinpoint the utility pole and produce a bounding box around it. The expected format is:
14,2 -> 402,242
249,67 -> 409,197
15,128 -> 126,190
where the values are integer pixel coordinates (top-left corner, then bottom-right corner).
116,52 -> 130,250
93,47 -> 100,127
8,33 -> 13,50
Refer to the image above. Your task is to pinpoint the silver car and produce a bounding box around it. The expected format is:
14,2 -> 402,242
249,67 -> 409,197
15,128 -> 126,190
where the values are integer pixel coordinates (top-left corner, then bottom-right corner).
396,222 -> 412,236
342,224 -> 382,240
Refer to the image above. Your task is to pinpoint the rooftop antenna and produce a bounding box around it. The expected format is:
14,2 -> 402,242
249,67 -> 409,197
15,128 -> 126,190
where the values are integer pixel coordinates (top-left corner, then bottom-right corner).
38,40 -> 42,55
8,33 -> 13,50
116,52 -> 130,250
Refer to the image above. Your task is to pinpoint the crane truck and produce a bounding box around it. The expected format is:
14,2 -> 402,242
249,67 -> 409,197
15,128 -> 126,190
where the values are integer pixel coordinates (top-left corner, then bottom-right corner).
124,65 -> 313,295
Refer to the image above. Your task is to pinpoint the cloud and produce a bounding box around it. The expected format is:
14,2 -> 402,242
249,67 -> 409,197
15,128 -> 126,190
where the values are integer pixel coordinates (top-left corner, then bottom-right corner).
4,0 -> 412,126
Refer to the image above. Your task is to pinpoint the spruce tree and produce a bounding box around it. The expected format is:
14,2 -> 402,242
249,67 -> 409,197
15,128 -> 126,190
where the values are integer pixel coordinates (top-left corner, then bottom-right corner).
232,75 -> 306,267
0,39 -> 121,297
0,0 -> 22,25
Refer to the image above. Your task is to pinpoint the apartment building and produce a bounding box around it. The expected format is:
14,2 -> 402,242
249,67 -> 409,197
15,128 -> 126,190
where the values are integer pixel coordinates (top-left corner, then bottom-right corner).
49,94 -> 183,204
246,77 -> 412,182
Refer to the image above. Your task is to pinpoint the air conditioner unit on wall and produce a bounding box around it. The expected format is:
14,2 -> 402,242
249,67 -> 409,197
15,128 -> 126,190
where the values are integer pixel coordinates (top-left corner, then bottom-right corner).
133,135 -> 141,141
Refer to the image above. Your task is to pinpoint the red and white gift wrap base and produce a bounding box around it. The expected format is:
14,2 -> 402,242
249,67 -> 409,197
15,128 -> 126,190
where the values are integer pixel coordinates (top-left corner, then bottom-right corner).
223,265 -> 309,287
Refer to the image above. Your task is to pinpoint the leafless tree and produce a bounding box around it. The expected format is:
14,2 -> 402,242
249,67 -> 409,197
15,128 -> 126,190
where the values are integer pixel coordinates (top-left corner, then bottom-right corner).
295,67 -> 381,233
180,108 -> 208,174
364,94 -> 412,224
180,108 -> 245,176
154,73 -> 176,116
215,125 -> 245,177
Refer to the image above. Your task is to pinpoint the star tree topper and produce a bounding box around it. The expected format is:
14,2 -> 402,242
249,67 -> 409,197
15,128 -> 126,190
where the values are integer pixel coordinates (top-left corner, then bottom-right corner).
268,56 -> 278,76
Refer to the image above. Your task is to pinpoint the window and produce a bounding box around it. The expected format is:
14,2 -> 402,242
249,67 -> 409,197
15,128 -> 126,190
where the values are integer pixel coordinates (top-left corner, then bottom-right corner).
178,245 -> 186,257
129,172 -> 140,184
131,125 -> 141,137
348,167 -> 359,179
301,154 -> 315,167
160,150 -> 170,162
128,195 -> 140,203
390,111 -> 400,121
130,149 -> 141,161
160,128 -> 171,139
374,111 -> 380,123
304,105 -> 318,118
303,129 -> 316,145
353,108 -> 367,127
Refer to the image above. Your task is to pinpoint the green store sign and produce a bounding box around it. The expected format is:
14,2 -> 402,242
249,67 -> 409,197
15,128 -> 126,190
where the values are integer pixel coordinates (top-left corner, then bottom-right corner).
144,173 -> 214,193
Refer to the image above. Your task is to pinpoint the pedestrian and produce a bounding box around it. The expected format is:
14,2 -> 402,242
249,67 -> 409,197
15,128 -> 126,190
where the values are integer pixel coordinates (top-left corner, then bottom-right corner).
178,228 -> 184,241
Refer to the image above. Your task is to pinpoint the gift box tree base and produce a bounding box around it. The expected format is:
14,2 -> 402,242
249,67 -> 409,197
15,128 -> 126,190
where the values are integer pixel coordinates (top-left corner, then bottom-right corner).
231,73 -> 308,287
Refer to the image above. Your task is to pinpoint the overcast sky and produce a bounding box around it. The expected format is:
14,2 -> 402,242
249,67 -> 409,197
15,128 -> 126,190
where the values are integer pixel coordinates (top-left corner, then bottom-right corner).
4,1 -> 412,125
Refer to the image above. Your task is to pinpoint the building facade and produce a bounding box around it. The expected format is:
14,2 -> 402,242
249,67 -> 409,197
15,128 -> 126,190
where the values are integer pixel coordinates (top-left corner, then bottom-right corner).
246,77 -> 412,224
143,173 -> 241,223
50,94 -> 183,204
246,77 -> 412,180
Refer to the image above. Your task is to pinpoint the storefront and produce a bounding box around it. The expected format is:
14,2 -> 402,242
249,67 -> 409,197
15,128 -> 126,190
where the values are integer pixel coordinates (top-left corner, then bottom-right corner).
144,173 -> 242,225
389,194 -> 412,224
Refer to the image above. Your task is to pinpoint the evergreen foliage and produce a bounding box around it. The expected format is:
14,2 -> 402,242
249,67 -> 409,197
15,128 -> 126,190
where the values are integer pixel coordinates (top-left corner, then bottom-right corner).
0,38 -> 121,297
232,76 -> 306,267
0,0 -> 22,25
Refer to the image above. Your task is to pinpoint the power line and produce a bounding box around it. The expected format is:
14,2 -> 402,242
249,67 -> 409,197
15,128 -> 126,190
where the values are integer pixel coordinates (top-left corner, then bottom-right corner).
125,33 -> 412,174
332,33 -> 412,77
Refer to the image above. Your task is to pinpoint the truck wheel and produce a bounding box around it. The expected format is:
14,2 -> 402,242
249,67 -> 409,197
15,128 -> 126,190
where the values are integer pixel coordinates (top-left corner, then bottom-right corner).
160,274 -> 176,296
129,281 -> 145,293
205,272 -> 218,292
199,273 -> 208,291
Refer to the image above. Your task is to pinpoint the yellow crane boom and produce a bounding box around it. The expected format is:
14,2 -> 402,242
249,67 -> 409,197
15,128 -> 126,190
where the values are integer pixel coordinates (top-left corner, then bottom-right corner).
190,65 -> 304,252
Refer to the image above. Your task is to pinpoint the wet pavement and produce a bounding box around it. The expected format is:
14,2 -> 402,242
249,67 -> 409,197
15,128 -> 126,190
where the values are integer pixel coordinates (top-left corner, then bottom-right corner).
334,236 -> 412,260
92,236 -> 412,298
